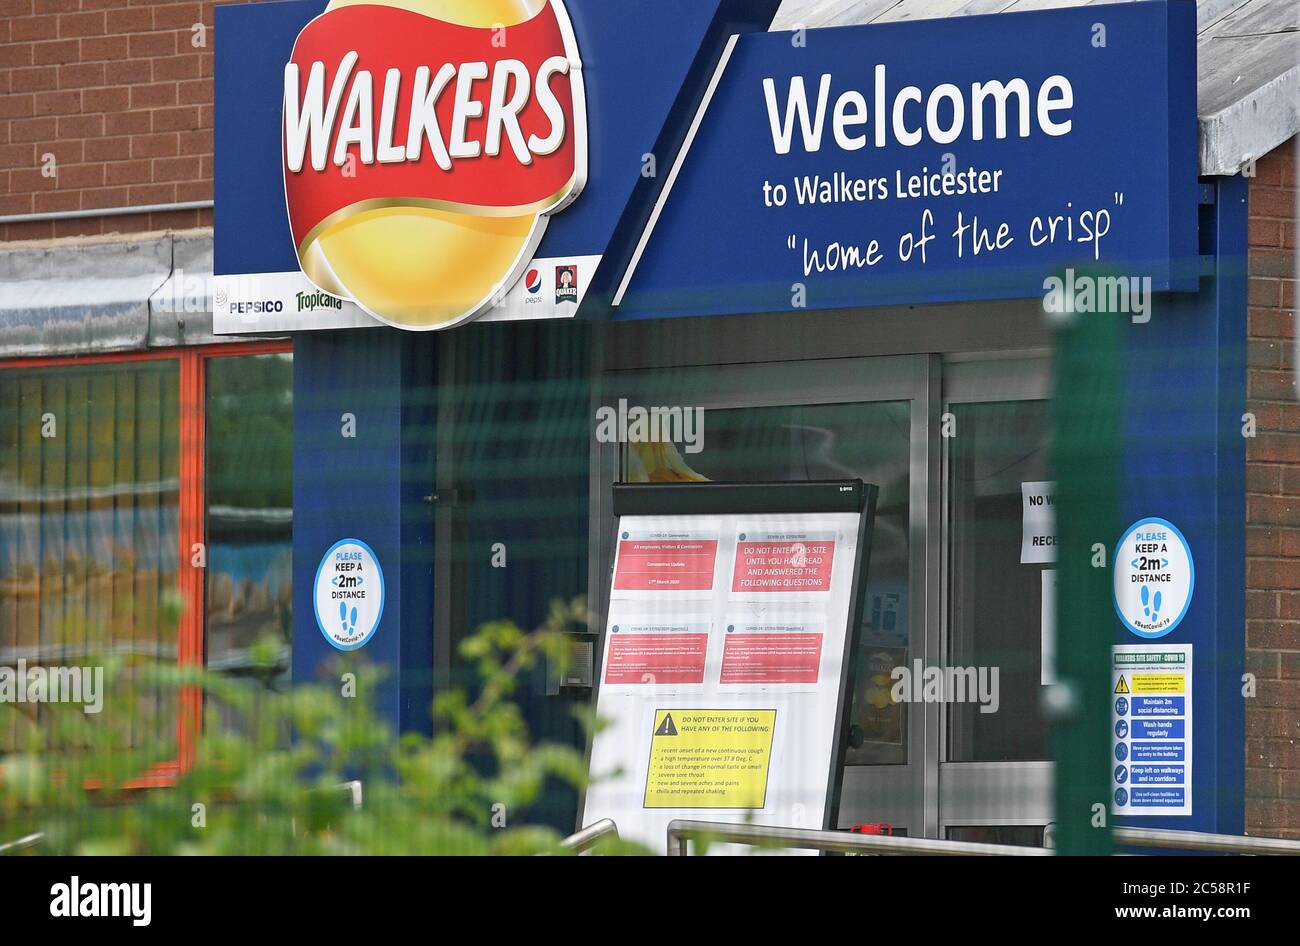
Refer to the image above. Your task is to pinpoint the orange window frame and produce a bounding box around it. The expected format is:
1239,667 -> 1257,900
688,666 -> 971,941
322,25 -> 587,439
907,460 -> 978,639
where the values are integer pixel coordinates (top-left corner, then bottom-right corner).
0,340 -> 293,785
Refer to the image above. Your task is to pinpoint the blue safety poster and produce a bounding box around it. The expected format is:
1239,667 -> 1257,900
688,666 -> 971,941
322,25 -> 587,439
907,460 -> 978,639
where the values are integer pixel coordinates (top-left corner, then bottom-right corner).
1111,645 -> 1192,817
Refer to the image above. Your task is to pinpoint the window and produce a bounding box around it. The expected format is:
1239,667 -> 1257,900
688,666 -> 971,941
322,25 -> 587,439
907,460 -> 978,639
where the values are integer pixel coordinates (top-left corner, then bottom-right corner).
946,398 -> 1051,762
0,360 -> 180,755
0,343 -> 291,771
204,354 -> 294,687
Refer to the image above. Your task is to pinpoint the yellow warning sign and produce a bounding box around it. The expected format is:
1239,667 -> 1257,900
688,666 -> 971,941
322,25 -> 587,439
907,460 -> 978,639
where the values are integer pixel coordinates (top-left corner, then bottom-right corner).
1131,673 -> 1184,694
644,709 -> 776,809
1114,675 -> 1130,695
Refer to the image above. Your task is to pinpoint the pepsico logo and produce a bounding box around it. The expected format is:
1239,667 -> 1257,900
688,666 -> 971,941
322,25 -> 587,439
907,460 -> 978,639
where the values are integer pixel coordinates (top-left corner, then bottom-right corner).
283,0 -> 587,330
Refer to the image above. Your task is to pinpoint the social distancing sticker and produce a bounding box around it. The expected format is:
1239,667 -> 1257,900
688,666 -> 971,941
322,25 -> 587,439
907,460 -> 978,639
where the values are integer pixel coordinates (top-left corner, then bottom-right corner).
643,709 -> 776,809
313,538 -> 384,651
1113,517 -> 1194,639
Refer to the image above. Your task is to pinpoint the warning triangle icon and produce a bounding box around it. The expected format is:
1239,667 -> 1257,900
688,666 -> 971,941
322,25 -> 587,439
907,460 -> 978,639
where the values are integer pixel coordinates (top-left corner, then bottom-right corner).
655,713 -> 678,737
1114,675 -> 1130,695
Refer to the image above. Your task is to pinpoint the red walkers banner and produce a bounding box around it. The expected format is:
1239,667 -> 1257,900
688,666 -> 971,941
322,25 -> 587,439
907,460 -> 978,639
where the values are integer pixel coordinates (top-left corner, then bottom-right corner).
283,3 -> 582,249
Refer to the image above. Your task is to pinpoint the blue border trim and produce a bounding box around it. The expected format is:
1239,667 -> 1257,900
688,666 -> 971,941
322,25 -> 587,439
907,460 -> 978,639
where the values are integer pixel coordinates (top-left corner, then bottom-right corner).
313,537 -> 386,652
1112,516 -> 1194,639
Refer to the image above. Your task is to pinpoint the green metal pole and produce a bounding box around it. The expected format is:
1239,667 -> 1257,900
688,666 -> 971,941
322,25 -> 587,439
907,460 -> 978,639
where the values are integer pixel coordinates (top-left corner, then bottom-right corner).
1051,272 -> 1121,856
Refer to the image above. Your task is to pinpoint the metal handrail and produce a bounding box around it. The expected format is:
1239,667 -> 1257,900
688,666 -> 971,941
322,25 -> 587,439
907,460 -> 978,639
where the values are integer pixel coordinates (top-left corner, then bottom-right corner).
666,820 -> 1300,856
341,780 -> 364,810
1113,826 -> 1300,855
0,833 -> 44,855
560,819 -> 620,853
667,820 -> 1050,856
8,816 -> 1298,855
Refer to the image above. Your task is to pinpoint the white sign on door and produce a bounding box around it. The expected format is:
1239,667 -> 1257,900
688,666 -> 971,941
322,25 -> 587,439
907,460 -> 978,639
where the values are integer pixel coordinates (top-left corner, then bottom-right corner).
1021,481 -> 1057,564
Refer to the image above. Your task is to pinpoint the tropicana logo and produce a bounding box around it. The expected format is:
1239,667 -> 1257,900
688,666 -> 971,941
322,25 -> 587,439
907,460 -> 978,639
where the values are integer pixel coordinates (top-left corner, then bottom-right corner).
282,0 -> 587,330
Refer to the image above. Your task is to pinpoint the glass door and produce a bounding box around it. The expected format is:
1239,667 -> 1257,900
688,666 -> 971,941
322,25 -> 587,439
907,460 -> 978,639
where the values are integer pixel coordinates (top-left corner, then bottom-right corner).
939,357 -> 1054,846
592,354 -> 937,835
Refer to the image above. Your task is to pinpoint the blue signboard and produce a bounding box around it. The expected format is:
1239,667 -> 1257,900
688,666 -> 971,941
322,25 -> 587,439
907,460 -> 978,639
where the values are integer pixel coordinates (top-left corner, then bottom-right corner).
606,0 -> 1198,320
213,0 -> 780,278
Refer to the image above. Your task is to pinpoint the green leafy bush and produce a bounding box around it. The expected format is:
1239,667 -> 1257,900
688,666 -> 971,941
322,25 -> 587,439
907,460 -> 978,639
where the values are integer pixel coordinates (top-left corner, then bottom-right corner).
0,597 -> 644,856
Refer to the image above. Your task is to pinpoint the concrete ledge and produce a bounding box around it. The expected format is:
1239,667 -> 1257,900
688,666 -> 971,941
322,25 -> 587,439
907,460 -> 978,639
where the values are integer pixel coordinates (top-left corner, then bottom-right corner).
0,229 -> 284,360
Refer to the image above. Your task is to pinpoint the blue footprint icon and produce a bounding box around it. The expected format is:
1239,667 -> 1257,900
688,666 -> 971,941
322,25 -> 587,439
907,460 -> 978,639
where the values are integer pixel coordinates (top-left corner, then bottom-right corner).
340,602 -> 358,636
1141,585 -> 1162,620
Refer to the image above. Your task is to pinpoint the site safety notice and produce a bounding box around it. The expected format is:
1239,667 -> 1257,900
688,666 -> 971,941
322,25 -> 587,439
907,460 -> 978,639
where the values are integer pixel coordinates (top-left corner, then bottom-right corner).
583,507 -> 864,853
644,709 -> 777,809
1112,645 -> 1192,817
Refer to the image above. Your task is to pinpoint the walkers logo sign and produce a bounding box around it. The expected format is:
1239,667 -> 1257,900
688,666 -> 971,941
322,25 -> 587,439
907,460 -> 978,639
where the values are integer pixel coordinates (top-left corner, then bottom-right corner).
282,0 -> 587,331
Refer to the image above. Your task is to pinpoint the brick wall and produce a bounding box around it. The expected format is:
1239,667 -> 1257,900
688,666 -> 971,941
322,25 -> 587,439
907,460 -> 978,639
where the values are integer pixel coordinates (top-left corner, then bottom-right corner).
1245,134 -> 1300,839
0,0 -> 256,242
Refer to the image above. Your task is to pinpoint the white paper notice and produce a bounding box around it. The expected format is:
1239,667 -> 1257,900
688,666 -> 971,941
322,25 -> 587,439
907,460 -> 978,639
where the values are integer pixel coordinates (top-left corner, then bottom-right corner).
1041,569 -> 1056,686
1021,481 -> 1057,564
583,511 -> 862,855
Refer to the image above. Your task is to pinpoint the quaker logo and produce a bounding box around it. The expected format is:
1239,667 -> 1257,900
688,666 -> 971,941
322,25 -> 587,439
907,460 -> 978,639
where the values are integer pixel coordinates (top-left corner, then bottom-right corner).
526,268 -> 542,294
282,0 -> 587,332
555,264 -> 579,303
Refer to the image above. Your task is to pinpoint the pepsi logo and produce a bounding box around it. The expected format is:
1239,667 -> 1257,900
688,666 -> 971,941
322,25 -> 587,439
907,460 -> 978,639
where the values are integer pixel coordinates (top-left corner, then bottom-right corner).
526,269 -> 542,294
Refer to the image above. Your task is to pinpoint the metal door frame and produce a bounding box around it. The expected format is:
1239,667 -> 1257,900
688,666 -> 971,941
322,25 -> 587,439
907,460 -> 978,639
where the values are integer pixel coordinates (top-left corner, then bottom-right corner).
587,301 -> 1053,838
590,353 -> 938,836
938,354 -> 1054,839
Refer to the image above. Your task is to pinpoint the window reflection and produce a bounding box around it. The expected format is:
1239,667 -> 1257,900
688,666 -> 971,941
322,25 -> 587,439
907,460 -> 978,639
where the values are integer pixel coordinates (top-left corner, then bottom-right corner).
0,361 -> 180,752
204,354 -> 293,689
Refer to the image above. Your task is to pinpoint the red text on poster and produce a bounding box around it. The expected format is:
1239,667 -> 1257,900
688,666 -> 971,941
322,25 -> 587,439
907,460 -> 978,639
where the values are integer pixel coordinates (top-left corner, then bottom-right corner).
732,536 -> 835,593
614,537 -> 718,591
720,630 -> 823,684
604,632 -> 708,684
